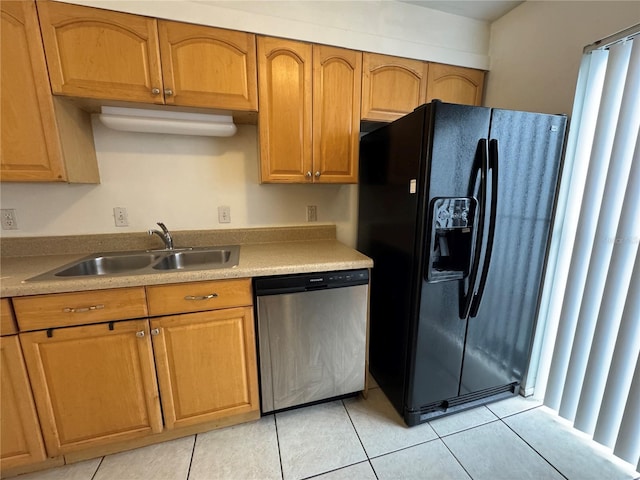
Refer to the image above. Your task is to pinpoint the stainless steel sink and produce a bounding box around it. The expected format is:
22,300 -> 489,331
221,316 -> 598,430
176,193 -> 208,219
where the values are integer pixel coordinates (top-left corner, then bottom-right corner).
27,246 -> 240,281
54,253 -> 161,277
153,249 -> 234,271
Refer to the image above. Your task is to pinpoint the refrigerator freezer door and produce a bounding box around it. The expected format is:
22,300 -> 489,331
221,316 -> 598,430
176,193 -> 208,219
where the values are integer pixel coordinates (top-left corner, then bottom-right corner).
459,109 -> 566,395
408,103 -> 491,413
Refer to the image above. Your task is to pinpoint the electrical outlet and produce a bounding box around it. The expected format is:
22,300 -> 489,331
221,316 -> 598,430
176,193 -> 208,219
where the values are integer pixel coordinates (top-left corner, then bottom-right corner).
306,205 -> 317,222
218,205 -> 231,223
1,209 -> 18,230
113,207 -> 128,227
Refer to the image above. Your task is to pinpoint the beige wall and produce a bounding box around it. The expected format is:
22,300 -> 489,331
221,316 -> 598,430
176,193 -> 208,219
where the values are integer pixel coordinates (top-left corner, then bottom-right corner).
3,1 -> 638,247
0,0 -> 490,247
485,1 -> 640,115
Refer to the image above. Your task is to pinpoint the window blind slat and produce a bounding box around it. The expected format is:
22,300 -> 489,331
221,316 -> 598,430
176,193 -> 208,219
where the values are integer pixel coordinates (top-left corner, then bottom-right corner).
613,350 -> 640,467
558,40 -> 640,421
574,127 -> 640,434
544,48 -> 611,410
593,240 -> 640,449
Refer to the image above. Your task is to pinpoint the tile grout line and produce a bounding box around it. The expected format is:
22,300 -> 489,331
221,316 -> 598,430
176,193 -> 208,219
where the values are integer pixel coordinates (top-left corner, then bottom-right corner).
498,414 -> 569,480
89,456 -> 105,480
438,436 -> 475,480
341,398 -> 379,480
273,414 -> 286,480
185,434 -> 197,480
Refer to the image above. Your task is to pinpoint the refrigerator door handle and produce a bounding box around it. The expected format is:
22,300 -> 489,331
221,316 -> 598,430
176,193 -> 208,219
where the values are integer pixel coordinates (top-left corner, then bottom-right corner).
459,138 -> 488,319
470,139 -> 499,318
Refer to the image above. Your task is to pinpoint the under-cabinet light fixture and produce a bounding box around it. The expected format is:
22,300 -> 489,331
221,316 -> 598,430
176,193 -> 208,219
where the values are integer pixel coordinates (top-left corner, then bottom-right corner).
98,106 -> 237,137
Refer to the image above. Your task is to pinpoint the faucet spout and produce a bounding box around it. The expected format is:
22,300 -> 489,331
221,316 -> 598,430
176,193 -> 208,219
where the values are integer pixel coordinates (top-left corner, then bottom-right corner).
148,222 -> 174,250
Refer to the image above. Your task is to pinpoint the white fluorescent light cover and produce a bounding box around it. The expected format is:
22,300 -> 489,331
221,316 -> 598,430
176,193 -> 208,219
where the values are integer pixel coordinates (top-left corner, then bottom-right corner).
98,106 -> 237,137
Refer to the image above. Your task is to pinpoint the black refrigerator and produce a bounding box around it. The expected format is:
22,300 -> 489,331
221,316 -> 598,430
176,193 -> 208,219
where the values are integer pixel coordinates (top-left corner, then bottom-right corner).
357,101 -> 566,426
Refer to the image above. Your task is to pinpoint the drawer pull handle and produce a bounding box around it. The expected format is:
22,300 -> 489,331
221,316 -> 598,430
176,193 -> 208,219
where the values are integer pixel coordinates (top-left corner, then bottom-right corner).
136,331 -> 145,338
151,328 -> 160,336
63,304 -> 105,313
184,293 -> 218,301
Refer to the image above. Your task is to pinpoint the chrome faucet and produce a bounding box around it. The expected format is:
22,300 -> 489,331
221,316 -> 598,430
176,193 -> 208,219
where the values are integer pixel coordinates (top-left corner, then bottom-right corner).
148,222 -> 174,250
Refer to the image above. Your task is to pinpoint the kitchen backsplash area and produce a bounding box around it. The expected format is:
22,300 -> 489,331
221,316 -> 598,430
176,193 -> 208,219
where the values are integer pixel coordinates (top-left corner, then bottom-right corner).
0,120 -> 359,246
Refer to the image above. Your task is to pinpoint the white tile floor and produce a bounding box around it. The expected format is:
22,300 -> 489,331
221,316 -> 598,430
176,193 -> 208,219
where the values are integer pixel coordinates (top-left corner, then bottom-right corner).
12,384 -> 640,480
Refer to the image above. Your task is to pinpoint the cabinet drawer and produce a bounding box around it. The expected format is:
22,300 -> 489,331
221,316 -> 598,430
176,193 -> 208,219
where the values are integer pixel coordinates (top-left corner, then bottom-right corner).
146,279 -> 252,316
1,298 -> 17,335
13,287 -> 148,331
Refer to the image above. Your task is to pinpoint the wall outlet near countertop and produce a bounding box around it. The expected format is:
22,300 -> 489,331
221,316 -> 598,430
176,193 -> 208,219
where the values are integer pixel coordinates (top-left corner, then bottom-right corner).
218,205 -> 231,223
306,205 -> 317,222
1,209 -> 18,230
113,207 -> 128,227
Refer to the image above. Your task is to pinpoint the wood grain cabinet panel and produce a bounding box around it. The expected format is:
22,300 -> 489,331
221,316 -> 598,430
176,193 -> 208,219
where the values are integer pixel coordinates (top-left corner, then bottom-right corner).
0,1 -> 98,183
258,37 -> 361,183
158,21 -> 257,110
151,307 -> 259,429
19,320 -> 163,456
1,298 -> 18,336
37,0 -> 164,104
258,36 -> 313,183
146,279 -> 252,317
37,1 -> 258,111
0,335 -> 48,470
426,63 -> 485,106
13,287 -> 148,331
361,52 -> 429,122
312,45 -> 361,183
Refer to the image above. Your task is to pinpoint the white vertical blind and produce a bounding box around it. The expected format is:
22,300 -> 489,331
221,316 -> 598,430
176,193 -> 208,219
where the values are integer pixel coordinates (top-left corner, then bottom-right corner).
534,25 -> 640,470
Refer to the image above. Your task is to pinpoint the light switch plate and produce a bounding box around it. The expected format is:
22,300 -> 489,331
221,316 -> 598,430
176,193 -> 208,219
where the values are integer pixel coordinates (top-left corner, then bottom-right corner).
113,207 -> 128,227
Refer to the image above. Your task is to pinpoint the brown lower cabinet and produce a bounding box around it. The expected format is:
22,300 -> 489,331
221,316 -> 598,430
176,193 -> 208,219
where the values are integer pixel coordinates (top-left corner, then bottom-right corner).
9,279 -> 260,466
151,306 -> 259,430
0,335 -> 48,470
19,319 -> 163,456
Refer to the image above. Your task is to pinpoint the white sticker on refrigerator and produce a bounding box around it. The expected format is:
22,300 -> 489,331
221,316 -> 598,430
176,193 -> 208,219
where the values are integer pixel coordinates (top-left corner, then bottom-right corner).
409,179 -> 417,194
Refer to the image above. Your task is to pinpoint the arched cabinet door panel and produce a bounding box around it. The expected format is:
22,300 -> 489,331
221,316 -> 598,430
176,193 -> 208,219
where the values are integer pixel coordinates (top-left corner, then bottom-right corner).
158,21 -> 257,110
37,0 -> 164,104
361,52 -> 428,122
313,45 -> 361,183
426,63 -> 485,106
257,37 -> 313,183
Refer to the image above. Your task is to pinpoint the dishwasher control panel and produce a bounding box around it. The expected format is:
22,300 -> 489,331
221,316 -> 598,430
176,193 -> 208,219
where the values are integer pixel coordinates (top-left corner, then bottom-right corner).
254,268 -> 369,295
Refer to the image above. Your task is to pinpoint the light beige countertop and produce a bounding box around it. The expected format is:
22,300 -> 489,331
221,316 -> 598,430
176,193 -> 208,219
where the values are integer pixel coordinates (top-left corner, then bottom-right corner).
1,226 -> 372,297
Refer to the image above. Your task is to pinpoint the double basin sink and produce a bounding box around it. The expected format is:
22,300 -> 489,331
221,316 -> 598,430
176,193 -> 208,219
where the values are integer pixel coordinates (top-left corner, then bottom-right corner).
29,246 -> 240,281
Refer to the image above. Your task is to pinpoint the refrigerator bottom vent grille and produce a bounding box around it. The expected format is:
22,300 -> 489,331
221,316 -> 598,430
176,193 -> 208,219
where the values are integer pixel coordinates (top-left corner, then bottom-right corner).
419,382 -> 518,415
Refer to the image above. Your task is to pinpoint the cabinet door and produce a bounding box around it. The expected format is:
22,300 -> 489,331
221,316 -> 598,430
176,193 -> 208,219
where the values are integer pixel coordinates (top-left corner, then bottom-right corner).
258,36 -> 313,183
0,1 -> 66,182
361,53 -> 429,122
426,63 -> 485,106
151,307 -> 259,429
20,320 -> 162,456
1,335 -> 47,470
312,45 -> 361,184
158,21 -> 257,111
37,0 -> 164,104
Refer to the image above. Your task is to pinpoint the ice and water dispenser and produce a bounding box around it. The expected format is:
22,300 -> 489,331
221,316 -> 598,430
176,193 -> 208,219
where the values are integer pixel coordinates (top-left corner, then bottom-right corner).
426,197 -> 477,283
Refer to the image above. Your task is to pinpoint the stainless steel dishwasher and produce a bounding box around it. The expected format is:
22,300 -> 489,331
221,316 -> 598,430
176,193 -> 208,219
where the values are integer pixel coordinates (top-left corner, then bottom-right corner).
254,269 -> 369,414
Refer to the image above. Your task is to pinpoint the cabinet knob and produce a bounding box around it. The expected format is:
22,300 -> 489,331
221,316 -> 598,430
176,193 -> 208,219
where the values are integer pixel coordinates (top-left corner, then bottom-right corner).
164,88 -> 174,96
315,171 -> 321,178
136,331 -> 145,338
151,88 -> 161,95
151,328 -> 160,336
305,171 -> 312,179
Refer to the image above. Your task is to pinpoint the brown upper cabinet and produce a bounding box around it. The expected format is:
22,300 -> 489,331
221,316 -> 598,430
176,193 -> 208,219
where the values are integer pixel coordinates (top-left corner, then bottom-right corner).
36,0 -> 258,111
361,52 -> 485,122
361,53 -> 429,122
0,0 -> 98,183
258,37 -> 361,183
426,63 -> 485,106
